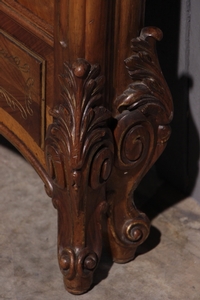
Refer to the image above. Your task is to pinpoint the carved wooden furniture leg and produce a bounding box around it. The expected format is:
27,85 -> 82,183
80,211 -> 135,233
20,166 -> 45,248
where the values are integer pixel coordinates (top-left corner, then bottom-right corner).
107,27 -> 173,263
44,1 -> 114,295
45,59 -> 114,294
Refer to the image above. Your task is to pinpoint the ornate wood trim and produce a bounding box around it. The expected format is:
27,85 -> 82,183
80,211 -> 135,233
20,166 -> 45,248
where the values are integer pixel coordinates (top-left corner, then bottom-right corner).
45,26 -> 173,294
45,59 -> 114,294
107,27 -> 173,263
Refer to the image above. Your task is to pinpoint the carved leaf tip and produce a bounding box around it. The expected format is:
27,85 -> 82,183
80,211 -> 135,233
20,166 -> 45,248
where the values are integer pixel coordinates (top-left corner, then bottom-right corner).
139,27 -> 163,42
115,26 -> 173,123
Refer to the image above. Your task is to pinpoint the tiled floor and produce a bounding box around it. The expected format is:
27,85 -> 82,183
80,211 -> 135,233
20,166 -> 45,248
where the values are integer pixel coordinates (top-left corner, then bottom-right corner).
0,139 -> 200,300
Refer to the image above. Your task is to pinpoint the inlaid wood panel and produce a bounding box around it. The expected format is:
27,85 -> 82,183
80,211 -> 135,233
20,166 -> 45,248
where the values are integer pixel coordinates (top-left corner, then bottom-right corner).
0,0 -> 53,44
0,29 -> 46,147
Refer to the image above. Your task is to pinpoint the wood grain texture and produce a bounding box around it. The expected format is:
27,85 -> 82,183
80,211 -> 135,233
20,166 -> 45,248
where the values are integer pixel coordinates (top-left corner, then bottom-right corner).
15,0 -> 54,25
112,0 -> 146,102
0,0 -> 53,45
54,0 -> 110,108
0,29 -> 45,146
0,8 -> 54,159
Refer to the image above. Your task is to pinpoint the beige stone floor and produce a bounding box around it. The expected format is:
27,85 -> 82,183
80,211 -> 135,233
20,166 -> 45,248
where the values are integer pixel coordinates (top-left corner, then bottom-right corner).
0,138 -> 200,300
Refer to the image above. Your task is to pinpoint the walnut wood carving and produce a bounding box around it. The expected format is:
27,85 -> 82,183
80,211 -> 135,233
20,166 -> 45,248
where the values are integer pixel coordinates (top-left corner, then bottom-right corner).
45,59 -> 114,294
0,0 -> 173,296
45,27 -> 173,294
107,27 -> 173,263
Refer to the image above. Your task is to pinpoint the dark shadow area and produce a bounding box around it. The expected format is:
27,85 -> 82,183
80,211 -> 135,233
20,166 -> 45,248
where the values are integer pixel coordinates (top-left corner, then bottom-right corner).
91,216 -> 114,289
145,0 -> 185,188
145,0 -> 199,195
187,96 -> 200,194
0,134 -> 23,156
135,168 -> 186,257
136,225 -> 161,257
135,168 -> 186,221
133,0 -> 200,257
92,245 -> 113,289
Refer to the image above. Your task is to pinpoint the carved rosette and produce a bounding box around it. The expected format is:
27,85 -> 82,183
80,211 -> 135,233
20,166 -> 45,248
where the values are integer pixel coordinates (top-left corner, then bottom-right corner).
107,27 -> 173,262
45,59 -> 114,294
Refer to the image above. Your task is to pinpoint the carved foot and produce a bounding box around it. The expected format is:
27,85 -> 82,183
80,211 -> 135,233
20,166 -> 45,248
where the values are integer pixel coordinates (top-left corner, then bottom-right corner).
107,186 -> 150,263
107,27 -> 173,263
45,59 -> 113,294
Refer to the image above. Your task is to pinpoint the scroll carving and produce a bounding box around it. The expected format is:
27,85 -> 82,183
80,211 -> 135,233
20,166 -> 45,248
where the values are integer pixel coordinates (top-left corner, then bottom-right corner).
45,59 -> 114,294
107,27 -> 173,263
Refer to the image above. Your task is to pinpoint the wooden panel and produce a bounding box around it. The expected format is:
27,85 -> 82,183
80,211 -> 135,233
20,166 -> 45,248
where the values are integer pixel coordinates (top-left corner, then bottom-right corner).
0,0 -> 53,45
14,0 -> 54,26
0,29 -> 45,147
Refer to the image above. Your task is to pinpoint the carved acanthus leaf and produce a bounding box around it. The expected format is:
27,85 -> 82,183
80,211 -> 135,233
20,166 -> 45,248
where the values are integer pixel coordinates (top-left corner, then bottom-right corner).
45,59 -> 114,292
115,27 -> 173,127
106,27 -> 174,263
45,59 -> 114,193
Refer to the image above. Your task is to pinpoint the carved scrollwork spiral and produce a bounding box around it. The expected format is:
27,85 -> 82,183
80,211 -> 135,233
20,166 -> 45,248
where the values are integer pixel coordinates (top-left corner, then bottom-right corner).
59,247 -> 76,280
59,247 -> 98,279
90,146 -> 113,189
115,110 -> 155,172
123,217 -> 150,245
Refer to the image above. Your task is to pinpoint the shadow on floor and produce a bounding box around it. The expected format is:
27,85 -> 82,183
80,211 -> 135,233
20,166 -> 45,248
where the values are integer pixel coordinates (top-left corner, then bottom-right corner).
0,136 -> 187,289
135,167 -> 186,257
0,134 -> 23,156
91,166 -> 187,288
92,245 -> 113,290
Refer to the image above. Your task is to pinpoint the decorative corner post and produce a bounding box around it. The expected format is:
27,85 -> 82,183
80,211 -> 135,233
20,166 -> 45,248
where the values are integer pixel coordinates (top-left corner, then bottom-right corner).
107,27 -> 173,263
45,59 -> 114,294
44,0 -> 114,294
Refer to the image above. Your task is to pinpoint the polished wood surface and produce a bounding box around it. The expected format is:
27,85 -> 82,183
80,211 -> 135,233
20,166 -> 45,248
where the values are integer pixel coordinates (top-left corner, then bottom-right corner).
0,0 -> 173,295
16,0 -> 54,25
